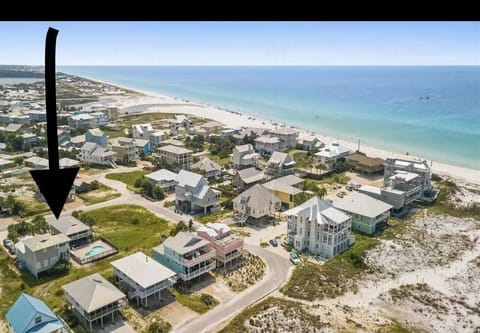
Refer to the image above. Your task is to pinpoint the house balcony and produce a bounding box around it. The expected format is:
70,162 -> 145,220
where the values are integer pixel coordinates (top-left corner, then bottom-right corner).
181,249 -> 216,267
215,237 -> 243,255
179,261 -> 216,281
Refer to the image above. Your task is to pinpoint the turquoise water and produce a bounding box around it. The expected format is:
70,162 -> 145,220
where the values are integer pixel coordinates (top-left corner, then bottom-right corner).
85,245 -> 104,257
60,66 -> 480,169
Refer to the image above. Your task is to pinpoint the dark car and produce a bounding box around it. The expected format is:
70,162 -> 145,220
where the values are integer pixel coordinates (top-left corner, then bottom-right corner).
269,239 -> 278,247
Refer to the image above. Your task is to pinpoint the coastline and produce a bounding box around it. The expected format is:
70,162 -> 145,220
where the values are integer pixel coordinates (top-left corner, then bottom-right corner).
69,73 -> 480,185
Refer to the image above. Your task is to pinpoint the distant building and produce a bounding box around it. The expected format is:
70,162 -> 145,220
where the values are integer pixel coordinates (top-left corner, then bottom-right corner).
6,293 -> 70,333
68,113 -> 95,128
266,151 -> 296,178
333,192 -> 393,235
15,234 -> 70,278
132,123 -> 154,140
175,170 -> 221,215
27,110 -> 47,122
156,144 -> 193,171
231,144 -> 261,170
267,128 -> 298,150
254,136 -> 281,155
62,273 -> 127,332
231,167 -> 264,190
220,129 -> 237,137
153,232 -> 216,281
297,133 -> 322,151
345,152 -> 384,175
73,179 -> 93,193
110,138 -> 138,162
168,115 -> 191,134
145,169 -> 178,193
197,223 -> 244,272
314,142 -> 351,171
80,142 -> 117,167
384,158 -> 435,199
158,138 -> 185,148
233,184 -> 281,223
286,196 -> 354,259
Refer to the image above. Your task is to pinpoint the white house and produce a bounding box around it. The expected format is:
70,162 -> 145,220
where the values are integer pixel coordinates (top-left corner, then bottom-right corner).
285,196 -> 354,259
80,142 -> 117,167
233,184 -> 281,223
314,142 -> 351,171
231,144 -> 260,170
175,170 -> 221,215
266,151 -> 296,178
254,136 -> 281,155
145,169 -> 178,193
191,157 -> 222,179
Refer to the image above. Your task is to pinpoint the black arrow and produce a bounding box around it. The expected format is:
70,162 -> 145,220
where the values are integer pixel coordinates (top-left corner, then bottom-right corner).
30,27 -> 79,219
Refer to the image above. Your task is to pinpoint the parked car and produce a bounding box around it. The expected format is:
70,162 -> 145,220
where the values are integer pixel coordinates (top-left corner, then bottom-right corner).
3,239 -> 13,248
336,192 -> 344,198
269,239 -> 278,247
290,251 -> 300,265
346,185 -> 352,191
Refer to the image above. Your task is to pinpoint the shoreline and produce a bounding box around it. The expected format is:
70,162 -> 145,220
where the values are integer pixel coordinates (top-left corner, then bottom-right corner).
67,72 -> 480,185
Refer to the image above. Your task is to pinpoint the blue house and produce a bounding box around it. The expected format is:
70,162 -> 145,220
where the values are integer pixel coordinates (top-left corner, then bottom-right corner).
6,293 -> 69,333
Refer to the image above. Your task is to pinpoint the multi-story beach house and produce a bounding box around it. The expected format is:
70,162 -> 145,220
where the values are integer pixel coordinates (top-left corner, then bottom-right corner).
6,293 -> 70,333
314,142 -> 352,171
132,123 -> 154,140
62,273 -> 127,332
333,192 -> 393,235
153,232 -> 216,281
191,157 -> 222,179
110,138 -> 138,162
168,114 -> 191,134
286,196 -> 354,259
296,133 -> 322,151
263,174 -> 305,210
156,144 -> 193,171
231,167 -> 264,190
231,144 -> 261,170
47,215 -> 93,247
254,136 -> 281,155
175,170 -> 221,214
158,138 -> 186,148
68,113 -> 95,128
85,128 -> 108,148
384,158 -> 436,200
111,252 -> 177,307
197,223 -> 244,272
345,152 -> 385,175
267,128 -> 298,150
145,169 -> 178,193
80,142 -> 117,167
233,183 -> 281,224
15,234 -> 71,278
265,151 -> 296,178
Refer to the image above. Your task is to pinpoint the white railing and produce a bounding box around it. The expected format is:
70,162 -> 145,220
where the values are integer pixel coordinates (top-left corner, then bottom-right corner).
179,261 -> 216,280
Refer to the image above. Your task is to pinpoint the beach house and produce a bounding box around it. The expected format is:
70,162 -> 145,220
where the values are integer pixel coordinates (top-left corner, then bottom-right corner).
267,128 -> 298,150
153,232 -> 216,281
263,174 -> 305,210
132,123 -> 154,140
62,273 -> 127,332
111,252 -> 177,307
345,152 -> 384,175
231,167 -> 264,190
333,192 -> 393,235
6,293 -> 69,333
15,234 -> 71,278
297,133 -> 322,151
85,128 -> 108,148
191,157 -> 222,179
168,114 -> 191,134
156,144 -> 193,171
80,142 -> 117,167
47,215 -> 93,247
254,136 -> 281,155
233,183 -> 281,223
197,223 -> 244,272
231,144 -> 260,170
314,142 -> 351,171
266,151 -> 296,178
286,196 -> 354,259
145,169 -> 178,193
175,170 -> 221,214
110,138 -> 138,162
68,113 -> 95,128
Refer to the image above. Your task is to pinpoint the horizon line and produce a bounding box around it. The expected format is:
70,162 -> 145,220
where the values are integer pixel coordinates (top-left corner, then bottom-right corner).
2,64 -> 480,67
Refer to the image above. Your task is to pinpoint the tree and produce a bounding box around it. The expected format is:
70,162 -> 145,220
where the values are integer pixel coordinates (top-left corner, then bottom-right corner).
188,219 -> 193,232
170,221 -> 189,236
143,179 -> 154,198
14,156 -> 24,166
153,186 -> 165,200
91,180 -> 100,190
315,186 -> 327,199
22,141 -> 31,152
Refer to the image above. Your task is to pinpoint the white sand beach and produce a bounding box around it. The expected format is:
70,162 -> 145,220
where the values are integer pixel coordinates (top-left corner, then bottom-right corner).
81,75 -> 480,185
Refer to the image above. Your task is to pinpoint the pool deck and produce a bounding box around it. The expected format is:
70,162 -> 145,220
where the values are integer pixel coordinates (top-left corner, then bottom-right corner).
71,239 -> 117,264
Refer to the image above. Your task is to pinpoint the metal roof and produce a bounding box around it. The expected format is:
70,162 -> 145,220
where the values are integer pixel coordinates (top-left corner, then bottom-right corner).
333,192 -> 393,218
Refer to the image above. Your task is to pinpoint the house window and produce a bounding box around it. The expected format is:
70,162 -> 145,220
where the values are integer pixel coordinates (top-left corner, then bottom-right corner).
35,316 -> 42,324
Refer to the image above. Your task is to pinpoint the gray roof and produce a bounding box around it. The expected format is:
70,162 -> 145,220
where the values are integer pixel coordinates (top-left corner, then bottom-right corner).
276,174 -> 304,186
191,157 -> 221,173
268,128 -> 297,136
71,135 -> 86,144
22,233 -> 70,252
154,232 -> 210,255
146,169 -> 178,182
233,184 -> 281,210
176,169 -> 204,187
285,196 -> 350,225
234,144 -> 254,154
157,144 -> 192,155
160,139 -> 185,147
255,136 -> 280,144
62,273 -> 126,313
263,178 -> 303,195
81,142 -> 97,151
87,128 -> 104,137
236,167 -> 264,184
268,151 -> 294,166
5,124 -> 22,132
25,156 -> 49,167
333,192 -> 393,218
111,252 -> 176,289
46,215 -> 90,236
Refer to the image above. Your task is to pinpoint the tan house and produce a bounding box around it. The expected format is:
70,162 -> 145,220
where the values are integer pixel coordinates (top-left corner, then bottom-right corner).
156,144 -> 193,171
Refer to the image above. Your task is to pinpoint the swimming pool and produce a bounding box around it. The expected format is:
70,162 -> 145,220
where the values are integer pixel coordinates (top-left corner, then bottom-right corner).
85,245 -> 104,257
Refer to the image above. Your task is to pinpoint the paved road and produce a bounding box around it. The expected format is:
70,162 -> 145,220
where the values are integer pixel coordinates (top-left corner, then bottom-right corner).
173,244 -> 292,333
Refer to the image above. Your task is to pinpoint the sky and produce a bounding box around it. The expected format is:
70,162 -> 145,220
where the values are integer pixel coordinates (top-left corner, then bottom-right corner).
0,22 -> 478,66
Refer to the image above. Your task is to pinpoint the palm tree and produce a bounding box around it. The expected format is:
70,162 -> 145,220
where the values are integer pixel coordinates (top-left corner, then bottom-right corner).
316,163 -> 327,175
315,186 -> 327,199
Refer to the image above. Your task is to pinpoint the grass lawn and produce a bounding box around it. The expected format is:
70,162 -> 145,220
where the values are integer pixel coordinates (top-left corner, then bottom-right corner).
280,233 -> 379,301
105,170 -> 148,192
195,208 -> 233,224
173,288 -> 219,314
205,153 -> 231,167
0,204 -> 173,330
17,199 -> 50,217
76,183 -> 121,205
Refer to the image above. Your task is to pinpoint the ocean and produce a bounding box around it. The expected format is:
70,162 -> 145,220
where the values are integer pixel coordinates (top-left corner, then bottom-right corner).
59,66 -> 480,170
